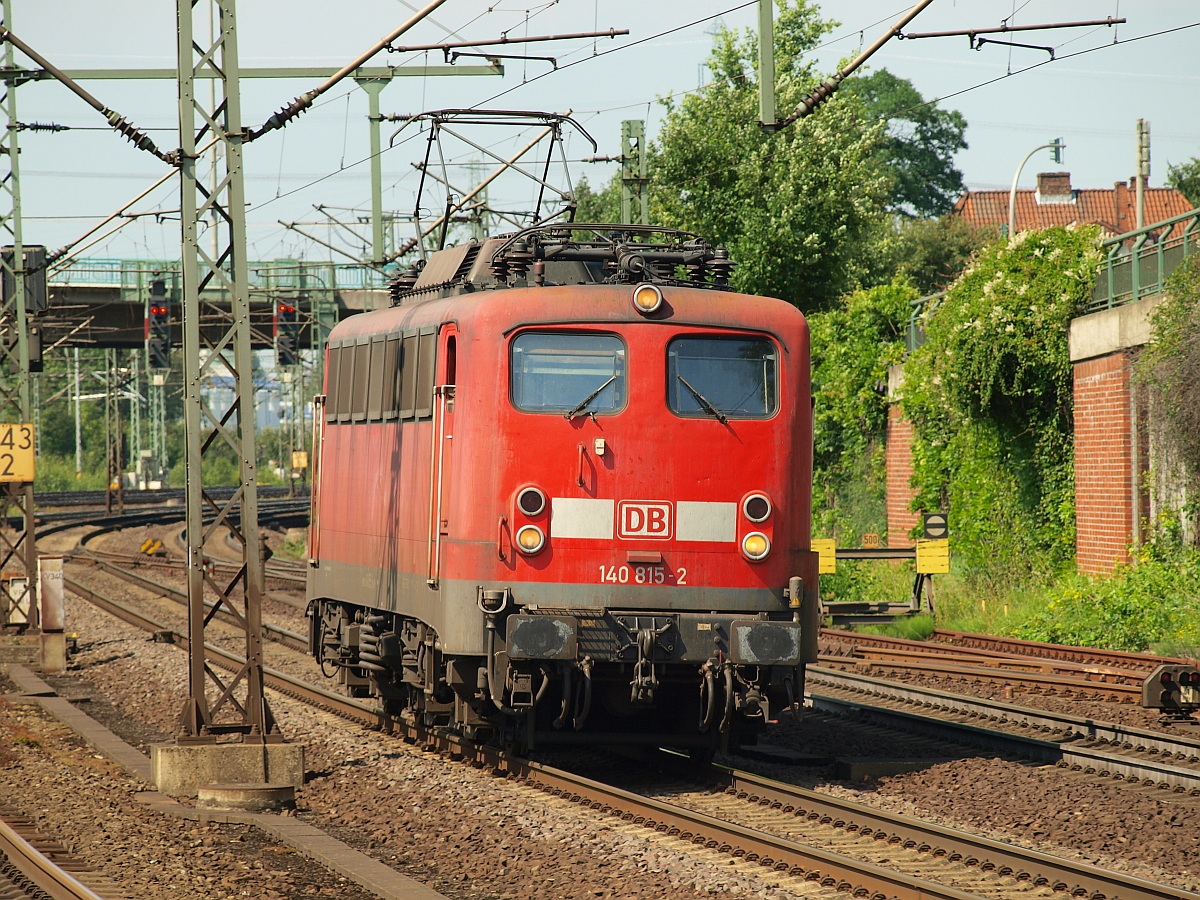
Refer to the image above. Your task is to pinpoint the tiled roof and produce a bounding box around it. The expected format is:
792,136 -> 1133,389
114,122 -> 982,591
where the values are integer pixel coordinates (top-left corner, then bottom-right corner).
953,174 -> 1194,239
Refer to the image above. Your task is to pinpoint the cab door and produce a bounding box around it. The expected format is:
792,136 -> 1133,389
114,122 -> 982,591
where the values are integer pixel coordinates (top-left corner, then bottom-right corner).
427,325 -> 457,586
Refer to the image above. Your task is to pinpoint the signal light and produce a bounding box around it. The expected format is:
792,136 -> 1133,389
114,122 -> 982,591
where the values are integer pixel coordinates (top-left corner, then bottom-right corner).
274,301 -> 301,368
1142,663 -> 1200,717
515,525 -> 545,555
741,531 -> 770,561
517,487 -> 546,516
631,283 -> 663,315
146,287 -> 171,370
743,493 -> 772,523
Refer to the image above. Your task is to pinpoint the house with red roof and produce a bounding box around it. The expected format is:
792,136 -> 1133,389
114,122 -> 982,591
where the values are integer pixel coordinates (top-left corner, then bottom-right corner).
952,171 -> 1193,238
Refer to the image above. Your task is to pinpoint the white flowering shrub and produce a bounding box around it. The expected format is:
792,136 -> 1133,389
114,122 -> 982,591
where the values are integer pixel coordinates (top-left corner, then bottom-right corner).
899,225 -> 1103,583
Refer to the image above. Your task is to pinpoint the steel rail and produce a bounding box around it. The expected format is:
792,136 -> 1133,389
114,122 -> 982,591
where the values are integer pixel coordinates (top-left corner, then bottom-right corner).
705,764 -> 1200,900
62,573 -> 382,730
78,546 -> 307,589
67,550 -> 308,652
930,629 -> 1198,669
0,813 -> 111,900
821,653 -> 1145,702
821,627 -> 1179,676
516,759 -> 992,900
62,568 -> 1198,900
809,667 -> 1200,792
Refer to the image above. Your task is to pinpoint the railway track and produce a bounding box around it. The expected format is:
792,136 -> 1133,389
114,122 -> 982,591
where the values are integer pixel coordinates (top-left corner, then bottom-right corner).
574,753 -> 1198,900
819,628 -> 1194,703
808,665 -> 1200,795
58,551 -> 1200,900
0,806 -> 122,900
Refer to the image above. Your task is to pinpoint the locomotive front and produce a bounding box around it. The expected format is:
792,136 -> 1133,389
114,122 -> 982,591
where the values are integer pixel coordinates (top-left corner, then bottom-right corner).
448,230 -> 820,751
308,226 -> 820,753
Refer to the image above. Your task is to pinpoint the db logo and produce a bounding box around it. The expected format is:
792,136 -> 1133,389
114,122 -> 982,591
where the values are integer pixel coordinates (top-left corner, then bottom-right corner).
617,500 -> 673,540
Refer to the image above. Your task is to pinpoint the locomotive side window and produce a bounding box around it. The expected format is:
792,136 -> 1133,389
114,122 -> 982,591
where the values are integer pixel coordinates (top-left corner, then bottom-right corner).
326,329 -> 435,424
325,344 -> 341,422
382,335 -> 401,420
351,339 -> 371,422
415,329 -> 436,418
511,332 -> 626,415
667,336 -> 778,419
336,341 -> 354,423
399,333 -> 418,418
367,335 -> 386,421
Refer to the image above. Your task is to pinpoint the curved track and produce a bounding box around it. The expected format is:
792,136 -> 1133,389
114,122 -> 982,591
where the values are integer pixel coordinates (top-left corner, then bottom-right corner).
58,535 -> 1200,900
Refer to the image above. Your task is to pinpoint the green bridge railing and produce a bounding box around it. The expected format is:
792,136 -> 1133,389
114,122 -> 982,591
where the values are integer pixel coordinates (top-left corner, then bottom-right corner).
906,206 -> 1200,352
1089,206 -> 1200,313
48,257 -> 391,302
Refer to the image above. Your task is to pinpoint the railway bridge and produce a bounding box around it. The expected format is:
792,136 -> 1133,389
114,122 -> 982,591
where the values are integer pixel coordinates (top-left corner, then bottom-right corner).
41,256 -> 389,351
887,205 -> 1200,575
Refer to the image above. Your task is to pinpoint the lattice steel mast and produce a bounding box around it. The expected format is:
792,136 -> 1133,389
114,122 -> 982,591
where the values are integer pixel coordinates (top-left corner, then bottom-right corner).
0,0 -> 37,625
174,0 -> 276,741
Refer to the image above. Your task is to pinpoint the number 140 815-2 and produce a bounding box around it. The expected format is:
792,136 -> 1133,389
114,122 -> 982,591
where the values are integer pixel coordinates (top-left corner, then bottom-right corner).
597,565 -> 686,585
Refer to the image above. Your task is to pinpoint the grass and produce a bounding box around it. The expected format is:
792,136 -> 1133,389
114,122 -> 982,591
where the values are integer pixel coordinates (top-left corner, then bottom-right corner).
823,549 -> 1200,659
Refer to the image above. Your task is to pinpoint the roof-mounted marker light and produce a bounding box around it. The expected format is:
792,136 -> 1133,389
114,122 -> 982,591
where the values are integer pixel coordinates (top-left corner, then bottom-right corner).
632,283 -> 663,315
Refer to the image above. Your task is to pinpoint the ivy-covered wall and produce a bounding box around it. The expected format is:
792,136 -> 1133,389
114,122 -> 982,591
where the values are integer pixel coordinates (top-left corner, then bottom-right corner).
809,279 -> 915,542
899,225 -> 1103,585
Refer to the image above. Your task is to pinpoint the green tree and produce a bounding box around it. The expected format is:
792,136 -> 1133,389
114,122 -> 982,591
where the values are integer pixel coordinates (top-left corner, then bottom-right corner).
1137,254 -> 1200,537
573,175 -> 621,223
1166,158 -> 1200,208
843,70 -> 968,217
889,214 -> 996,295
650,0 -> 891,311
809,278 -> 915,539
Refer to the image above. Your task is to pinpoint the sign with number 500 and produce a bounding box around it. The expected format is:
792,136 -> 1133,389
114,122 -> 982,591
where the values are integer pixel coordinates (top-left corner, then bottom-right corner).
0,423 -> 35,483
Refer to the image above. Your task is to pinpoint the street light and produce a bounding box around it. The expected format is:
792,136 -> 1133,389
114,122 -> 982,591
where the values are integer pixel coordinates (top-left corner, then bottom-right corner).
1008,139 -> 1066,237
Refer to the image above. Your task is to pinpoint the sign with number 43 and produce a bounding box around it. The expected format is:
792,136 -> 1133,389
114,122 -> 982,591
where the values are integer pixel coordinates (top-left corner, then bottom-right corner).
0,423 -> 35,483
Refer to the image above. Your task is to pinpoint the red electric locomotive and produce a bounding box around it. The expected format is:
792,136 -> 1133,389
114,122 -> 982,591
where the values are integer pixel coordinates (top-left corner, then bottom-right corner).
307,225 -> 820,753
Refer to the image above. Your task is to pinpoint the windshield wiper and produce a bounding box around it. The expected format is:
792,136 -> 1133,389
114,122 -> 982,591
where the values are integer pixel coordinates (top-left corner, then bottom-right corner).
677,375 -> 727,424
563,375 -> 617,420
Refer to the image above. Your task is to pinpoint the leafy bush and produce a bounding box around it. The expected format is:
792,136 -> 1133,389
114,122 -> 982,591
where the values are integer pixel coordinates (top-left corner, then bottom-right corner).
1015,539 -> 1200,653
820,559 -> 913,607
1137,253 -> 1200,529
29,454 -> 109,492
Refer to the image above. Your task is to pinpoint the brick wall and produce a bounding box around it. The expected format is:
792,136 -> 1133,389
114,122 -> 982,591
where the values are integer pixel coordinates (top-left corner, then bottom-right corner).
885,405 -> 920,547
1073,351 -> 1148,574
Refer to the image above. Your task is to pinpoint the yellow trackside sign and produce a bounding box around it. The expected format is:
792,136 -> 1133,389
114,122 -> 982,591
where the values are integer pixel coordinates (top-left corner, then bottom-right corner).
0,423 -> 34,483
812,538 -> 836,574
292,450 -> 309,471
916,538 -> 950,574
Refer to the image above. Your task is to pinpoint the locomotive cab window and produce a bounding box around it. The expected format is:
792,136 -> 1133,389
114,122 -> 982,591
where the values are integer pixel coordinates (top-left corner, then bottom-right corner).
511,332 -> 627,415
667,335 -> 778,419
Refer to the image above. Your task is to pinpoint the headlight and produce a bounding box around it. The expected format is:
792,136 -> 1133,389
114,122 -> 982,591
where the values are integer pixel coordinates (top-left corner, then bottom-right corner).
516,524 -> 546,555
742,493 -> 772,523
631,283 -> 663,314
517,486 -> 546,516
741,531 -> 770,561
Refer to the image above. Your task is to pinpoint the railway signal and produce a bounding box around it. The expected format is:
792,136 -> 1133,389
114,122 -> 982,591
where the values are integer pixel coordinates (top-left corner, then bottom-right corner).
1049,137 -> 1064,165
274,301 -> 300,368
1142,663 -> 1200,719
146,278 -> 171,371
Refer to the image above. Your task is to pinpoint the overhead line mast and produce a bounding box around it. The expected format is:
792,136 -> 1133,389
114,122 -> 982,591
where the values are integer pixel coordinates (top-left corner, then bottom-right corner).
0,0 -> 38,629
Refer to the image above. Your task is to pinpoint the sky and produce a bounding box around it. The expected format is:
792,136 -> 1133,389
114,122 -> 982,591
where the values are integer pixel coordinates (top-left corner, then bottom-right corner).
9,0 -> 1199,266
